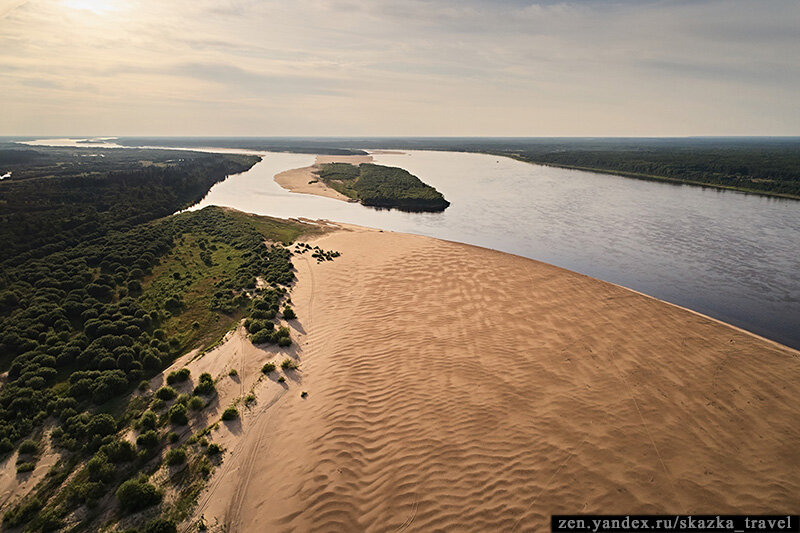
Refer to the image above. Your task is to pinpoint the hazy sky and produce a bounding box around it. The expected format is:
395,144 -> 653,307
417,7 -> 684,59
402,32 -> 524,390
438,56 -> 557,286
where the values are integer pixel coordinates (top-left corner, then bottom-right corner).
1,0 -> 798,136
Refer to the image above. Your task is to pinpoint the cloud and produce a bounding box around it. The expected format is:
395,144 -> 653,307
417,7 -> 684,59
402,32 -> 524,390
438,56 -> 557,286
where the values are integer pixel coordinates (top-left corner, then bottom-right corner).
0,0 -> 798,135
0,0 -> 27,18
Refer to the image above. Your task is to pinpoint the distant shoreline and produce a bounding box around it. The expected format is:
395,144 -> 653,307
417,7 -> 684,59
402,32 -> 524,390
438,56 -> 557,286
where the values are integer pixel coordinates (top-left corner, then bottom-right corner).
497,155 -> 800,201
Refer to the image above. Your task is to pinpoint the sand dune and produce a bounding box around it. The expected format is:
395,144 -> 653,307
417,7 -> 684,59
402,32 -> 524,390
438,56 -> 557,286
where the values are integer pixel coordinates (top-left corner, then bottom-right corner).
274,154 -> 373,201
196,226 -> 800,531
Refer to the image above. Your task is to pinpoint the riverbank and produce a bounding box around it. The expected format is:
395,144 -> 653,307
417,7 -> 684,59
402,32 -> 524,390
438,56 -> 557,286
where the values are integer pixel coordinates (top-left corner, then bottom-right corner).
274,154 -> 373,201
496,153 -> 800,201
194,224 -> 800,531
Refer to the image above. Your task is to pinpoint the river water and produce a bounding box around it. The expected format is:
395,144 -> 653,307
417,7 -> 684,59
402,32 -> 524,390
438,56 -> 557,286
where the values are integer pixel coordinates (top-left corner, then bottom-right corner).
18,140 -> 800,348
189,150 -> 800,349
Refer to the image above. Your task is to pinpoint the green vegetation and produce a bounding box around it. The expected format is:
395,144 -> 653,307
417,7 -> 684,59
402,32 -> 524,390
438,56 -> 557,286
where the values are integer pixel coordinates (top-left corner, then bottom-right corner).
0,146 -> 317,530
116,478 -> 162,513
165,447 -> 187,466
261,362 -> 276,374
193,372 -> 216,396
280,358 -> 298,370
316,162 -> 450,211
166,368 -> 190,385
221,406 -> 239,421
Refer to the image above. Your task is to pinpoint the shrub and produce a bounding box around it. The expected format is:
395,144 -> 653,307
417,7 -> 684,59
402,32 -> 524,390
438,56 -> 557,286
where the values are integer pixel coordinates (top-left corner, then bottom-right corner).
116,478 -> 162,512
244,393 -> 256,405
155,386 -> 177,401
228,368 -> 238,377
193,373 -> 215,396
138,380 -> 150,391
168,432 -> 179,443
206,443 -> 222,456
221,407 -> 239,421
246,320 -> 264,334
188,396 -> 204,411
165,447 -> 186,466
166,368 -> 190,385
278,336 -> 292,347
152,398 -> 166,410
168,403 -> 188,425
277,376 -> 286,383
250,329 -> 272,344
99,440 -> 137,463
87,454 -> 115,483
18,439 -> 38,455
145,518 -> 178,533
282,306 -> 296,319
3,497 -> 42,528
300,391 -> 308,398
261,362 -> 275,374
280,358 -> 297,370
139,410 -> 158,431
136,430 -> 159,449
16,462 -> 35,473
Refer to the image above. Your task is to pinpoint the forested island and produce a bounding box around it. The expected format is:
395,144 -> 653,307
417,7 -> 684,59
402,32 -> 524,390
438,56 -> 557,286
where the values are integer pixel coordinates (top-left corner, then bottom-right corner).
315,162 -> 450,211
0,146 -> 318,531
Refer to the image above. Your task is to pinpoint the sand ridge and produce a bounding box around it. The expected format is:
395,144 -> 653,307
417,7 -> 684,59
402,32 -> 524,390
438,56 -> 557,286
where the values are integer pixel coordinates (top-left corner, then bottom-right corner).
197,226 -> 800,532
274,154 -> 374,201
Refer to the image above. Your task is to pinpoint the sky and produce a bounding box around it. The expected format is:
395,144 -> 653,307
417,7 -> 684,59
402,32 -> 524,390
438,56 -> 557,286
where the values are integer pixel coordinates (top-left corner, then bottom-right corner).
0,0 -> 798,137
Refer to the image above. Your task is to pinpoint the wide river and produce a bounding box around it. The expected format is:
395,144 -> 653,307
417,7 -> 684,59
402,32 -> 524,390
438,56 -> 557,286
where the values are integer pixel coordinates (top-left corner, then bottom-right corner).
188,150 -> 800,350
20,140 -> 800,349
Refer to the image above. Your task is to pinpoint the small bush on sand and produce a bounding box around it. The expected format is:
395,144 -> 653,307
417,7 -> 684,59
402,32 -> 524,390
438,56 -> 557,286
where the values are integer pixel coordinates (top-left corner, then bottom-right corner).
116,478 -> 162,513
221,407 -> 239,421
18,440 -> 38,455
155,386 -> 177,401
168,404 -> 188,426
193,373 -> 215,396
280,358 -> 297,370
282,307 -> 296,319
16,462 -> 35,473
261,362 -> 275,374
165,448 -> 186,466
207,443 -> 222,456
166,368 -> 190,385
188,396 -> 204,411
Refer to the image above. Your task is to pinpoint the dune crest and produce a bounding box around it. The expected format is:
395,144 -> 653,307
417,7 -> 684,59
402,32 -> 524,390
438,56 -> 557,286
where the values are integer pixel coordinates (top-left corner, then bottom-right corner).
198,226 -> 800,532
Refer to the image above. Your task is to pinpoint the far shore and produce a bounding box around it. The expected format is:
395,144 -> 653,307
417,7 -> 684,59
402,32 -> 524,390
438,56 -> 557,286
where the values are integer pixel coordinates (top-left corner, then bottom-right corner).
193,221 -> 800,531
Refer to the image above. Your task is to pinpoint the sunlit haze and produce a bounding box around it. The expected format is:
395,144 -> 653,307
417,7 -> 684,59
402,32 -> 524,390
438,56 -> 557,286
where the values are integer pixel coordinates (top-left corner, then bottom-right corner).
1,0 -> 798,136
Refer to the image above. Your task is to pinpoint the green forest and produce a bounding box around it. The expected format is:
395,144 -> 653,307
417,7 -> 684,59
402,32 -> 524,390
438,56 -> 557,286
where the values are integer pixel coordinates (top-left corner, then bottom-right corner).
0,146 -> 315,531
316,162 -> 450,211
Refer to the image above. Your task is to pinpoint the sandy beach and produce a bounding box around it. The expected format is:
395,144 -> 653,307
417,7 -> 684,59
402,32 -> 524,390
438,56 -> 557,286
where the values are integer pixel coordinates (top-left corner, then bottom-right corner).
195,225 -> 800,531
274,155 -> 374,201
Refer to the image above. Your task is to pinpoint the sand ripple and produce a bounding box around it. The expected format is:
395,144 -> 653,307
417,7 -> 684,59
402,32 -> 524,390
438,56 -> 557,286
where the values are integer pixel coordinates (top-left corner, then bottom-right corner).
202,227 -> 800,532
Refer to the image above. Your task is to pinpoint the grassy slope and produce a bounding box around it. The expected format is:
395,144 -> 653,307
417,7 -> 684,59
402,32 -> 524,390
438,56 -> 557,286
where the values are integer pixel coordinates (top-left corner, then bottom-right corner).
139,210 -> 318,355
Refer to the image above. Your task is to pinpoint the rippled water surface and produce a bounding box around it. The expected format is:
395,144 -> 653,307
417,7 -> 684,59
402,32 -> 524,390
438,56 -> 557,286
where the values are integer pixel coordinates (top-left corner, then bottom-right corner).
188,150 -> 800,349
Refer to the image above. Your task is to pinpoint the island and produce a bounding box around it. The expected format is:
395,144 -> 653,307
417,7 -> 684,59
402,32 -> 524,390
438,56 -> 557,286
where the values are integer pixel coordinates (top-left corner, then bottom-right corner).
274,154 -> 450,212
316,162 -> 449,211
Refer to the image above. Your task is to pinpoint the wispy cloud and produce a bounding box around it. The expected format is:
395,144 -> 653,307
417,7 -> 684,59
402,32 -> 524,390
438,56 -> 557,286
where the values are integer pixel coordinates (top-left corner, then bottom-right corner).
0,0 -> 798,135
